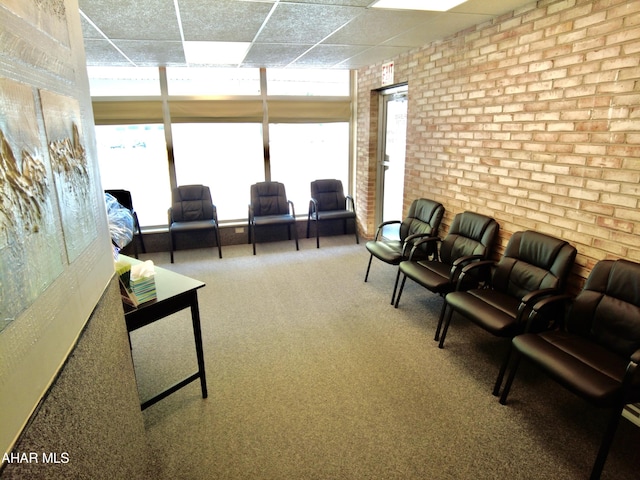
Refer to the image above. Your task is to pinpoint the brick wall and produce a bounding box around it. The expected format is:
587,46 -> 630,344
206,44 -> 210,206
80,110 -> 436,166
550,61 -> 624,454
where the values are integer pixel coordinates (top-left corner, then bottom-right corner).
356,0 -> 640,286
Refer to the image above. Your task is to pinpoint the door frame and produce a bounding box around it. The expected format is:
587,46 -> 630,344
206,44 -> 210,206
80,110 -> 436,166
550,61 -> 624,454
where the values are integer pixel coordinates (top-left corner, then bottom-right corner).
375,84 -> 409,232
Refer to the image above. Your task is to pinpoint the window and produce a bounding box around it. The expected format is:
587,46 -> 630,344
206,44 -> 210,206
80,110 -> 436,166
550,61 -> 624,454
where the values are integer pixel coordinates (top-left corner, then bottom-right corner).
171,123 -> 265,221
267,69 -> 350,96
166,67 -> 261,96
269,123 -> 350,213
95,125 -> 170,227
91,67 -> 354,228
87,67 -> 160,96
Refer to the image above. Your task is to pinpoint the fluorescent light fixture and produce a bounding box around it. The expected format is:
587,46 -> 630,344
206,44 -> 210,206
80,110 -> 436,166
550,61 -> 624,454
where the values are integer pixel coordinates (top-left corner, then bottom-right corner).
183,41 -> 251,65
371,0 -> 467,12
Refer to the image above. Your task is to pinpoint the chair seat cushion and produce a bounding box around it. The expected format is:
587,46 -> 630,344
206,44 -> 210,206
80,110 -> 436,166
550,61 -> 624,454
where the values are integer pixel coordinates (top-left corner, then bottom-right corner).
253,214 -> 295,226
311,209 -> 356,221
171,220 -> 217,232
400,260 -> 453,294
366,240 -> 404,264
446,289 -> 522,337
513,331 -> 640,406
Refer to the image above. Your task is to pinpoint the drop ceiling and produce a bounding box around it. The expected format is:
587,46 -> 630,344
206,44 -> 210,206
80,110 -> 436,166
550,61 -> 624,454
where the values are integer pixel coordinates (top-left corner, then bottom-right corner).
79,0 -> 535,69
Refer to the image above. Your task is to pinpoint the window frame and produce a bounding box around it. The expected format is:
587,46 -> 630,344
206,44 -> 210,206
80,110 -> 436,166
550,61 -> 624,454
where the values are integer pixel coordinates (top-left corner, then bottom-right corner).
89,67 -> 355,228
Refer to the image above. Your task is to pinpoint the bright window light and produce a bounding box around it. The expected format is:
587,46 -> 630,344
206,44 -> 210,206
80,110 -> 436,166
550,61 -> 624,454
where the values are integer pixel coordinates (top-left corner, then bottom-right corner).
183,41 -> 251,65
371,0 -> 467,11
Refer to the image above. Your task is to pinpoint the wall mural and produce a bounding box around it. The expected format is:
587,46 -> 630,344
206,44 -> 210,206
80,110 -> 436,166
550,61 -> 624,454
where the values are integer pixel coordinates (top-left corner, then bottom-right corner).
41,90 -> 98,262
0,78 -> 64,332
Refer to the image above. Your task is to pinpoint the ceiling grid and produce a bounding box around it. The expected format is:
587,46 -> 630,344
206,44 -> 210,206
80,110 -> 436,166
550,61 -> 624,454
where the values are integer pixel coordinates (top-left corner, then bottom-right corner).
79,0 -> 535,69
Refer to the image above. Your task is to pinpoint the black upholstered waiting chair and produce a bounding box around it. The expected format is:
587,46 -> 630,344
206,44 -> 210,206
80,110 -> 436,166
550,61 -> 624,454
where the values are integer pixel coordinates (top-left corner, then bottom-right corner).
306,179 -> 359,248
364,198 -> 444,287
168,184 -> 222,263
105,189 -> 146,258
248,181 -> 298,255
393,211 -> 499,311
499,259 -> 640,480
439,230 -> 576,392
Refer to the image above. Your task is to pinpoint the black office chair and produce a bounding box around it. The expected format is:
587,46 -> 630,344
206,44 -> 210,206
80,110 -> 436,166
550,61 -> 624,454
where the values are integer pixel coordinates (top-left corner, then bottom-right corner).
248,181 -> 298,255
499,259 -> 640,480
168,184 -> 222,263
438,230 -> 577,392
307,179 -> 359,248
105,189 -> 146,258
393,211 -> 499,309
364,198 -> 444,290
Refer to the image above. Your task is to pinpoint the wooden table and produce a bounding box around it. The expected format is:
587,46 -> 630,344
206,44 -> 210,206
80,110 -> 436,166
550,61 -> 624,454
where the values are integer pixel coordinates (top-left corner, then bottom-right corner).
119,256 -> 207,410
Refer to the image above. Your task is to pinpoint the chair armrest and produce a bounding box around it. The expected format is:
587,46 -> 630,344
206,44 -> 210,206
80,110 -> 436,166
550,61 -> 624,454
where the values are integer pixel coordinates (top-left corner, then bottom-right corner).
408,236 -> 441,261
288,199 -> 296,217
168,207 -> 173,225
212,204 -> 219,223
403,232 -> 440,258
309,198 -> 319,216
621,349 -> 640,399
248,204 -> 253,222
451,254 -> 483,269
517,288 -> 561,323
455,260 -> 495,290
346,195 -> 356,211
523,294 -> 573,332
374,220 -> 401,240
521,288 -> 559,306
449,254 -> 484,283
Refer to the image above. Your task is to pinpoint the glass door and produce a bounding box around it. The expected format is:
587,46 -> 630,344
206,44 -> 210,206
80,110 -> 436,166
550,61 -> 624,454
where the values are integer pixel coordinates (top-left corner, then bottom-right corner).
376,86 -> 408,239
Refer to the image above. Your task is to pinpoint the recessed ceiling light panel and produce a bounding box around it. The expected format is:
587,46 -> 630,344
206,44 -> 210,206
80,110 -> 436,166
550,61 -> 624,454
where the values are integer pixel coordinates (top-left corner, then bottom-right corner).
371,0 -> 467,12
183,41 -> 251,65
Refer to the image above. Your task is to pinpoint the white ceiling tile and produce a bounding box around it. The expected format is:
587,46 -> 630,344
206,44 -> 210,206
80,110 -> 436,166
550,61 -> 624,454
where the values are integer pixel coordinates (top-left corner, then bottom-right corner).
255,3 -> 362,44
79,0 -> 181,41
324,9 -> 439,47
293,44 -> 371,67
178,0 -> 273,42
243,43 -> 313,67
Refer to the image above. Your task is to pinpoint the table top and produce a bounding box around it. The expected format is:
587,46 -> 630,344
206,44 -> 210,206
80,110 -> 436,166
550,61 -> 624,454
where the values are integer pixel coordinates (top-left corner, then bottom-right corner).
117,255 -> 205,315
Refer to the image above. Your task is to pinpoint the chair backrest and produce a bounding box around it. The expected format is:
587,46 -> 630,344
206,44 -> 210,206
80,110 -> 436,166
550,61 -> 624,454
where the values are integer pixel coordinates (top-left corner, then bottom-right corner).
439,211 -> 499,265
310,179 -> 346,211
171,184 -> 214,222
105,189 -> 134,211
251,181 -> 290,216
567,259 -> 640,358
492,231 -> 576,299
399,198 -> 444,241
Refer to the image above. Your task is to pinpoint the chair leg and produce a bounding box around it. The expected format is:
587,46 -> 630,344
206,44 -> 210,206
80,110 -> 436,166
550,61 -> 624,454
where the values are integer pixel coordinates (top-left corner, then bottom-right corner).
292,223 -> 299,251
170,231 -> 175,263
214,227 -> 222,259
438,307 -> 455,348
493,342 -> 513,396
364,254 -> 374,282
134,212 -> 146,253
590,405 -> 625,480
353,219 -> 360,245
434,299 -> 448,341
132,231 -> 139,259
498,351 -> 522,405
392,270 -> 406,307
251,224 -> 256,255
316,219 -> 320,249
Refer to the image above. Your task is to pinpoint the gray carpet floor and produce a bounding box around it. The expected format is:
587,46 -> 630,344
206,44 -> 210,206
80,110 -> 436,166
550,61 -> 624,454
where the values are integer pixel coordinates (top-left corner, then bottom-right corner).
130,236 -> 639,479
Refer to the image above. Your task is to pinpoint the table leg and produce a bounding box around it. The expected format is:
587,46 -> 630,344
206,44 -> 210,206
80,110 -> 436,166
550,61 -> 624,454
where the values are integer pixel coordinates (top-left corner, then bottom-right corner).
190,292 -> 208,399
